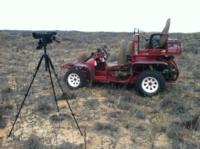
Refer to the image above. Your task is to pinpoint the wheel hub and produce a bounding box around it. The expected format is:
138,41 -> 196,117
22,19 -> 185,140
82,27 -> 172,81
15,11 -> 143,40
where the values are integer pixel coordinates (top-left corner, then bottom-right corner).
67,73 -> 80,88
141,77 -> 159,93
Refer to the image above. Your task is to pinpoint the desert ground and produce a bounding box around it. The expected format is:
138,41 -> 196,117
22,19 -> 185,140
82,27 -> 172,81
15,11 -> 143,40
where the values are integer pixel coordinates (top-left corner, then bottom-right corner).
0,31 -> 200,148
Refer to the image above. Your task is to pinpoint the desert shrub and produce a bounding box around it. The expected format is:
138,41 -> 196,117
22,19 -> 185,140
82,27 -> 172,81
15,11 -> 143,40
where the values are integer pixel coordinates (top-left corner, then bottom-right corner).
118,90 -> 148,106
117,99 -> 132,110
159,96 -> 175,108
107,111 -> 123,118
166,122 -> 183,140
72,89 -> 89,98
0,86 -> 12,103
124,122 -> 135,130
117,95 -> 133,110
95,122 -> 118,135
0,104 -> 13,116
130,96 -> 145,105
195,98 -> 200,107
50,113 -> 72,123
135,125 -> 147,132
106,88 -> 118,96
56,142 -> 79,149
61,92 -> 76,100
119,91 -> 132,102
78,107 -> 94,121
22,135 -> 44,149
21,31 -> 31,38
1,86 -> 11,93
107,96 -> 116,105
171,139 -> 199,149
135,110 -> 145,119
0,115 -> 7,129
83,99 -> 99,110
170,104 -> 186,115
151,125 -> 166,133
36,101 -> 53,116
159,96 -> 187,115
193,70 -> 200,79
183,142 -> 199,149
182,114 -> 200,131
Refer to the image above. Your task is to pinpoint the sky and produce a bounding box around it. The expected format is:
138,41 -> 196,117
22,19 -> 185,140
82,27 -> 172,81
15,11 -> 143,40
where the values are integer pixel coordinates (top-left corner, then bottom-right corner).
0,0 -> 199,33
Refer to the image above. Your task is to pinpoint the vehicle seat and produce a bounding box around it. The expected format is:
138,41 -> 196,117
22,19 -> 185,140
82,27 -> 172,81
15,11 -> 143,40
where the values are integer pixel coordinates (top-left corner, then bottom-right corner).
127,41 -> 132,61
107,40 -> 131,67
145,18 -> 170,49
117,40 -> 127,64
159,18 -> 170,48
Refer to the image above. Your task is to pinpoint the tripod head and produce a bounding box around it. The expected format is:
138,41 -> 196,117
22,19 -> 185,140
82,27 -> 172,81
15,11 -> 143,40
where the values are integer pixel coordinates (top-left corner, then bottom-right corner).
32,31 -> 60,50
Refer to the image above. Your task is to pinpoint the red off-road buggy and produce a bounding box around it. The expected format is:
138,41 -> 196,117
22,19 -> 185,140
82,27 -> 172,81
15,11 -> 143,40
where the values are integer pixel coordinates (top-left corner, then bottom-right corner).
60,19 -> 181,96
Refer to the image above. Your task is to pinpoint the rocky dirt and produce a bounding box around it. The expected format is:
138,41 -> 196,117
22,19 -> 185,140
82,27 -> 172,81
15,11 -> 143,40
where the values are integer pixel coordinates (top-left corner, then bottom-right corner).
0,31 -> 200,148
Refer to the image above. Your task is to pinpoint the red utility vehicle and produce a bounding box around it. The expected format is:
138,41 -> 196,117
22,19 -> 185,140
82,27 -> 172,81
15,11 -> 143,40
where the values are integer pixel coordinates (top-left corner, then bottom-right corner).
60,19 -> 181,96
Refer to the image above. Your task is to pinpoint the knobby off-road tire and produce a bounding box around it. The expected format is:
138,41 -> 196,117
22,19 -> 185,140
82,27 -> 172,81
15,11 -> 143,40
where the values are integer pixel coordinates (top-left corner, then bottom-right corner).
64,69 -> 87,89
135,70 -> 165,96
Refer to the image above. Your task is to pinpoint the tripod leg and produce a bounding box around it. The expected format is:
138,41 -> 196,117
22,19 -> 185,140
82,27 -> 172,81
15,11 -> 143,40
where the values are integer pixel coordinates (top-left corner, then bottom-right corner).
8,55 -> 44,137
47,56 -> 65,93
64,98 -> 83,136
47,56 -> 83,136
46,60 -> 59,112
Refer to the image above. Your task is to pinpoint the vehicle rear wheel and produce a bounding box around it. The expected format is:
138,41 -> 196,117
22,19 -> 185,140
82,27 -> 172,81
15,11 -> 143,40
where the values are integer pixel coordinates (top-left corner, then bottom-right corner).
64,69 -> 86,89
135,70 -> 165,96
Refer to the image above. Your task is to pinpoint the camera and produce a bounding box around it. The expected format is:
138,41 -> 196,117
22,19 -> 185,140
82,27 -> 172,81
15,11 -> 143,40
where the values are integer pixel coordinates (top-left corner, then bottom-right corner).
32,32 -> 58,49
32,32 -> 56,40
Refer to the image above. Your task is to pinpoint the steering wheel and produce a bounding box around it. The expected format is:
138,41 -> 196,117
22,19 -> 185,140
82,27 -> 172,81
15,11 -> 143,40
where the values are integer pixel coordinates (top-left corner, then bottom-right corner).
151,39 -> 160,49
101,47 -> 109,60
96,47 -> 109,60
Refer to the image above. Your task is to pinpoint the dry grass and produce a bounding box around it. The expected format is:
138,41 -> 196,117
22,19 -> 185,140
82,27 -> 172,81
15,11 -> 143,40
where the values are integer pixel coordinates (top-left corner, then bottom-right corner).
0,30 -> 199,148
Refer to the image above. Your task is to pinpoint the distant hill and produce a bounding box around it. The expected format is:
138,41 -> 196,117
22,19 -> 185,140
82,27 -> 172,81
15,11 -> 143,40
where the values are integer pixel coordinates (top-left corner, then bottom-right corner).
0,30 -> 200,53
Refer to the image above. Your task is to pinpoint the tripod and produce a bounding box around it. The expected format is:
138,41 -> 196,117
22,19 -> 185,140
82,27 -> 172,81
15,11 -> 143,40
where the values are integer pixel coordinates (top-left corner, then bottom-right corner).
8,40 -> 83,137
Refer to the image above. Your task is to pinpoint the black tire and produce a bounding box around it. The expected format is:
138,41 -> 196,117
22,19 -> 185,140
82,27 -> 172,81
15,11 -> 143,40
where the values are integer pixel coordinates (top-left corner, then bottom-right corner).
135,70 -> 165,96
64,69 -> 86,89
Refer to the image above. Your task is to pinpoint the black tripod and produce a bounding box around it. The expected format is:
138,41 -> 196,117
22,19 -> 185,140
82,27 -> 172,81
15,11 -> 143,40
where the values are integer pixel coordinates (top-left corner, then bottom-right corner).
8,32 -> 83,137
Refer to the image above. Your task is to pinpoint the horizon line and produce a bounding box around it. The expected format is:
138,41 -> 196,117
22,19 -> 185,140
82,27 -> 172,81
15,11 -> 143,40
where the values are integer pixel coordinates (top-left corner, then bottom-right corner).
0,29 -> 199,34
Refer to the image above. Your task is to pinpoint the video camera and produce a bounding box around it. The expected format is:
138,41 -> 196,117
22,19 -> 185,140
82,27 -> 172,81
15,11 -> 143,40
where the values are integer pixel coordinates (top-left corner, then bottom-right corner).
32,31 -> 59,49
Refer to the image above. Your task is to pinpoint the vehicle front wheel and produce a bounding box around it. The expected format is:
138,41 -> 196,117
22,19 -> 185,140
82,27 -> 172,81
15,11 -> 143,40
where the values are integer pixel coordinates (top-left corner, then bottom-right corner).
64,69 -> 86,89
135,71 -> 165,96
